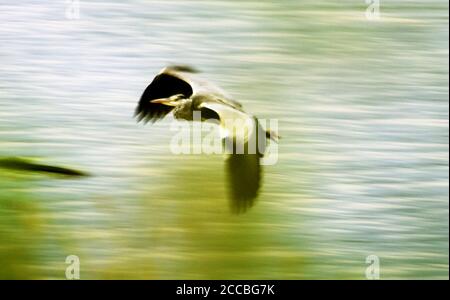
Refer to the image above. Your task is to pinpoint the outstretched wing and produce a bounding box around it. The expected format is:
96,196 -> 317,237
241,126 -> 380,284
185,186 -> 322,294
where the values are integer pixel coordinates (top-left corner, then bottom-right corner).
135,72 -> 193,123
165,64 -> 199,73
199,101 -> 266,213
226,151 -> 261,213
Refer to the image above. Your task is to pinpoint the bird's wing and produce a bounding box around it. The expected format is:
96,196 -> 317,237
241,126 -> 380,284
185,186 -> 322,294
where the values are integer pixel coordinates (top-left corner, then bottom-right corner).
165,65 -> 199,73
176,69 -> 243,109
226,151 -> 261,213
198,101 -> 254,142
216,96 -> 243,111
198,101 -> 265,213
0,157 -> 88,177
135,72 -> 193,123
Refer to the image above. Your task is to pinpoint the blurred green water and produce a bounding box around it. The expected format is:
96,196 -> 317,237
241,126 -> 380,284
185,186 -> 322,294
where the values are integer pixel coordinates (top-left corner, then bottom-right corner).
0,0 -> 448,279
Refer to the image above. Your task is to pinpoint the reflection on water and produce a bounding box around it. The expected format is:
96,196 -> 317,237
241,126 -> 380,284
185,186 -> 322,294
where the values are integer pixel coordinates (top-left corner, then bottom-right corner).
0,0 -> 448,279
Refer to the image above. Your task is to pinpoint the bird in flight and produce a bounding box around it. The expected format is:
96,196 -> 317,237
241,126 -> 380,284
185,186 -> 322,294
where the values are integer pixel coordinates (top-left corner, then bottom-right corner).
135,65 -> 278,213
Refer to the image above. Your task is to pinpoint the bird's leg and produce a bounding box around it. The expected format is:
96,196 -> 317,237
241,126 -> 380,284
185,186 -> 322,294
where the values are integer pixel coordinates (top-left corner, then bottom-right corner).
265,130 -> 280,142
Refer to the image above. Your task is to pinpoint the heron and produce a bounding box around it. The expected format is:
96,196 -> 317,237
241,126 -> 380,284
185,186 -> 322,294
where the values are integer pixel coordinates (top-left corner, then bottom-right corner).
135,65 -> 278,213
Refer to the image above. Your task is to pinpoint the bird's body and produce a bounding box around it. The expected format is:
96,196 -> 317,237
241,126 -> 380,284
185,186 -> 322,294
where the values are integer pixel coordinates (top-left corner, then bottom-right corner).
135,65 -> 277,213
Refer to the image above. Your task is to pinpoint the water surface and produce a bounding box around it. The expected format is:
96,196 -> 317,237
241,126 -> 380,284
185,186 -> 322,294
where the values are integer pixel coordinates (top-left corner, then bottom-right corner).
0,0 -> 448,279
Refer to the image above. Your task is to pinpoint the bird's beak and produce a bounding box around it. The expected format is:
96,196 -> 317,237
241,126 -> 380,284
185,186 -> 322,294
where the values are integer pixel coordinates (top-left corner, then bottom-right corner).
150,98 -> 179,106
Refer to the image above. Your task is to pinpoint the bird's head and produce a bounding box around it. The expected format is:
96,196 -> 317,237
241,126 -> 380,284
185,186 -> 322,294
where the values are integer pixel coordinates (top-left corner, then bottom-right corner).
150,94 -> 187,107
150,94 -> 194,120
